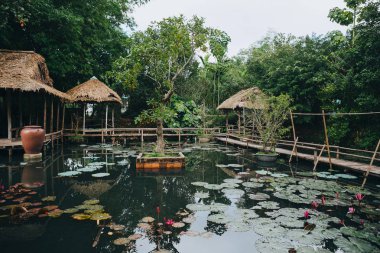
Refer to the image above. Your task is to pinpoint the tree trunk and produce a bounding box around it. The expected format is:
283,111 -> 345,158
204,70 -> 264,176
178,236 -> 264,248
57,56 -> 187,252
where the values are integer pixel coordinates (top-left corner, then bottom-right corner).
155,119 -> 165,154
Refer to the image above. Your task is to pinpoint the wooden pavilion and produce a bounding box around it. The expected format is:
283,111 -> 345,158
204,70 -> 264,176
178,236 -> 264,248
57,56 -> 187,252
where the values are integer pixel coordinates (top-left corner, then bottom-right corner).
66,77 -> 122,134
217,87 -> 265,134
0,50 -> 70,152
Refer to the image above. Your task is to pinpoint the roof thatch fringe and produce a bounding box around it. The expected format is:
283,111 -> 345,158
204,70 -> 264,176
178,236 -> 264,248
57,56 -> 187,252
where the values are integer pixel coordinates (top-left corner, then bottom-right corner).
0,49 -> 70,100
217,87 -> 265,110
67,77 -> 122,104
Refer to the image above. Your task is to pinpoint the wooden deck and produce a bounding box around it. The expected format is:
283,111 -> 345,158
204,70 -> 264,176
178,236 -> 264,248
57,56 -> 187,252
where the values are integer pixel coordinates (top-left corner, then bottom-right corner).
216,135 -> 380,176
0,131 -> 63,149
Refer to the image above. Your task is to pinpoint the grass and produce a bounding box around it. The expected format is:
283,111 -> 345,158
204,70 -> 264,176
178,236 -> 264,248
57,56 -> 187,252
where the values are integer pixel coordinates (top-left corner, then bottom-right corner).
143,153 -> 179,158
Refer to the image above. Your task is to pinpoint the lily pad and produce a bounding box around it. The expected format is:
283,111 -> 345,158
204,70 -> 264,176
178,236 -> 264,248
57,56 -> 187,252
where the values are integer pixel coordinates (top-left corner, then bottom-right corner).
128,234 -> 142,240
58,171 -> 82,177
90,212 -> 111,220
91,173 -> 110,178
186,203 -> 210,212
42,196 -> 56,202
141,216 -> 155,223
249,193 -> 270,201
72,213 -> 91,220
242,182 -> 264,188
223,178 -> 243,184
172,222 -> 185,228
191,181 -> 208,187
113,237 -> 130,245
207,214 -> 231,224
204,184 -> 223,190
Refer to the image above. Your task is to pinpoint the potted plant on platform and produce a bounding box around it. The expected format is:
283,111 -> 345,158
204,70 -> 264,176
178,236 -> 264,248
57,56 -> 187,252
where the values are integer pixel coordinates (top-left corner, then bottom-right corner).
197,103 -> 213,143
110,16 -> 229,168
249,94 -> 292,162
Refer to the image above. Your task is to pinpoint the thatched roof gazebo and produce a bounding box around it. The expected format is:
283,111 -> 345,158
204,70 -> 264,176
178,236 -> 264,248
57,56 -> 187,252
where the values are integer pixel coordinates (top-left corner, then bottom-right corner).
0,50 -> 70,143
66,77 -> 122,134
217,87 -> 265,134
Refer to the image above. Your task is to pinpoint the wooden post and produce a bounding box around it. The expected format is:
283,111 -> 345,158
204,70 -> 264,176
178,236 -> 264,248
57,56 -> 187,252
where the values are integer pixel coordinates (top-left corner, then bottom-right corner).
322,110 -> 332,170
290,110 -> 297,156
19,92 -> 23,127
243,107 -> 246,136
225,111 -> 229,134
56,101 -> 60,132
105,104 -> 108,131
361,139 -> 380,187
288,137 -> 299,163
50,98 -> 54,133
238,110 -> 241,134
141,129 -> 144,144
313,149 -> 318,165
336,147 -> 340,159
313,145 -> 326,173
6,90 -> 12,140
62,104 -> 65,131
112,107 -> 115,134
83,103 -> 86,135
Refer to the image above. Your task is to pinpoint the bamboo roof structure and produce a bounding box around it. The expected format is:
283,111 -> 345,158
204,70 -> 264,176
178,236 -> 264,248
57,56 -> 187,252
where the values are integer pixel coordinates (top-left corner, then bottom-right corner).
0,49 -> 71,100
67,77 -> 122,104
217,87 -> 265,110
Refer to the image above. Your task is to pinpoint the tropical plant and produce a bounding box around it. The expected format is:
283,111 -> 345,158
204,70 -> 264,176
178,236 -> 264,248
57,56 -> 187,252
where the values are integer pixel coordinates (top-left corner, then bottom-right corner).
248,94 -> 292,153
111,15 -> 229,153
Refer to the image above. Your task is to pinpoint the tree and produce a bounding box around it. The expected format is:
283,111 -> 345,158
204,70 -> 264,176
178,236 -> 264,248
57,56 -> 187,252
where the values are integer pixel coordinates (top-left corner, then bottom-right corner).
248,94 -> 292,153
0,0 -> 148,90
111,15 -> 228,153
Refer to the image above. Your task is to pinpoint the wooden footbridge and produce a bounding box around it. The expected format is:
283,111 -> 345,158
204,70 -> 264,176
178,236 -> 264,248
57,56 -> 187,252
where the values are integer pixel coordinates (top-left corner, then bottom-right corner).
1,127 -> 379,179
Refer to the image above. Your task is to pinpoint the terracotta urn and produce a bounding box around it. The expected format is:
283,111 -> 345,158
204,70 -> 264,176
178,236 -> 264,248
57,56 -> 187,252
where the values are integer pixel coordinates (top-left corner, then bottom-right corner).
20,126 -> 45,154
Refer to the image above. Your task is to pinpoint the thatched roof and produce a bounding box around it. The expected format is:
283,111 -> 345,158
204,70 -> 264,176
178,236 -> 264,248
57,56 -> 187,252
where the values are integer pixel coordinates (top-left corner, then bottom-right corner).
67,77 -> 122,104
217,87 -> 265,110
0,49 -> 71,100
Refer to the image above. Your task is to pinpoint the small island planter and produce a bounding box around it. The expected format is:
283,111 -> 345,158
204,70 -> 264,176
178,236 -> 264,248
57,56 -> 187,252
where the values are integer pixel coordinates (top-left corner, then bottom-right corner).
136,152 -> 185,170
255,152 -> 278,162
20,126 -> 45,160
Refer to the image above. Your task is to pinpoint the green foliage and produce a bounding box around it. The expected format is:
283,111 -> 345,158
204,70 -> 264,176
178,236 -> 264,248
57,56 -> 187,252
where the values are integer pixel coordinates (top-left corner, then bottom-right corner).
0,0 -> 148,90
165,96 -> 201,128
248,94 -> 292,152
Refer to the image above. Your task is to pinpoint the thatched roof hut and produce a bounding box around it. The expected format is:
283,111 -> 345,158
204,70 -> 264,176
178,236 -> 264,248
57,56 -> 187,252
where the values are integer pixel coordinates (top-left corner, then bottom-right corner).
0,50 -> 70,100
67,77 -> 122,104
217,87 -> 265,111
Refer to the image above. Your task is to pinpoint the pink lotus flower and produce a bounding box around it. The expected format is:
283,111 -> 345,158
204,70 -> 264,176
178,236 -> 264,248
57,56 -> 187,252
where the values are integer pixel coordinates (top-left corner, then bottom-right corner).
355,193 -> 364,206
311,201 -> 318,209
348,207 -> 355,214
165,219 -> 174,226
304,210 -> 310,219
321,195 -> 326,206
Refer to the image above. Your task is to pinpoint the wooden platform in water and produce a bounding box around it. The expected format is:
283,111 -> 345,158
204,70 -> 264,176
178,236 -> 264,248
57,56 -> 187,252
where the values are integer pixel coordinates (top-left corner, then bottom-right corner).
216,136 -> 380,176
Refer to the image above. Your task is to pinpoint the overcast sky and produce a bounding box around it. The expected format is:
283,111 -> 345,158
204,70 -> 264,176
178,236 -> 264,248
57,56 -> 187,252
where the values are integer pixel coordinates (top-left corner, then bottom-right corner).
132,0 -> 347,56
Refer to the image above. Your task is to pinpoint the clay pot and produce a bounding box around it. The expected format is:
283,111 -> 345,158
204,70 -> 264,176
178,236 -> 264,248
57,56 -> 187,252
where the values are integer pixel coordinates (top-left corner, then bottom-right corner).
20,126 -> 45,154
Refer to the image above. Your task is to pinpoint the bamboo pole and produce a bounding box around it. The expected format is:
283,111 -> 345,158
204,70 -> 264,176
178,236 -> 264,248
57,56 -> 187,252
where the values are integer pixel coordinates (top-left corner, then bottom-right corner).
56,101 -> 60,132
288,137 -> 299,163
83,103 -> 86,135
50,98 -> 54,133
6,90 -> 12,140
322,110 -> 332,170
313,145 -> 326,173
290,110 -> 297,156
361,139 -> 380,187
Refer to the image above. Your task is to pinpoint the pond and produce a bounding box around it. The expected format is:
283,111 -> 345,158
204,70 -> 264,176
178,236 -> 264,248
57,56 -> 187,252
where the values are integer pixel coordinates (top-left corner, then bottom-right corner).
0,142 -> 379,253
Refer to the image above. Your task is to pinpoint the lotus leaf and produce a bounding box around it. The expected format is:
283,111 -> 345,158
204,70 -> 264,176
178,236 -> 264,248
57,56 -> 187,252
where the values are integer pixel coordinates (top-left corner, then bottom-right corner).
182,216 -> 196,223
229,221 -> 251,232
83,199 -> 100,205
248,193 -> 270,201
242,182 -> 264,188
222,188 -> 245,197
58,171 -> 82,177
255,170 -> 272,175
255,237 -> 293,253
220,182 -> 239,188
191,182 -> 208,187
91,173 -> 110,178
72,213 -> 91,220
42,196 -> 56,202
186,203 -> 210,212
137,223 -> 151,230
128,234 -> 142,240
172,222 -> 185,228
141,216 -> 155,222
90,212 -> 111,220
207,214 -> 230,224
63,208 -> 79,214
194,192 -> 209,198
223,178 -> 243,184
258,201 -> 280,209
109,224 -> 126,231
204,184 -> 223,190
208,203 -> 228,212
113,237 -> 130,245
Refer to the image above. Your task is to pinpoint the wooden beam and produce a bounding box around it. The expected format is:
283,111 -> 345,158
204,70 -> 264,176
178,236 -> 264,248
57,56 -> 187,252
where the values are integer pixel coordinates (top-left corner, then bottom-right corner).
322,110 -> 332,170
50,97 -> 54,133
288,136 -> 299,163
313,145 -> 326,173
290,110 -> 297,156
362,139 -> 380,187
83,103 -> 86,135
6,90 -> 12,140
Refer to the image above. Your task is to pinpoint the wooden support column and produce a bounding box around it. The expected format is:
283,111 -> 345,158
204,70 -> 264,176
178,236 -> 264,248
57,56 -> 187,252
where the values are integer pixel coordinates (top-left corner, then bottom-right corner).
61,104 -> 65,143
362,139 -> 380,187
43,96 -> 47,130
313,145 -> 326,173
238,110 -> 241,134
112,107 -> 115,134
290,110 -> 297,156
50,97 -> 54,133
288,137 -> 299,163
243,107 -> 246,136
322,110 -> 332,170
225,111 -> 229,134
6,90 -> 12,140
105,104 -> 108,131
56,101 -> 60,132
83,103 -> 86,135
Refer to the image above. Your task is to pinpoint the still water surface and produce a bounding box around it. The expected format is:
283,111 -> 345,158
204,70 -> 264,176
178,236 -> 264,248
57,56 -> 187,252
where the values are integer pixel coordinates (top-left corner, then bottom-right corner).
0,142 -> 379,253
